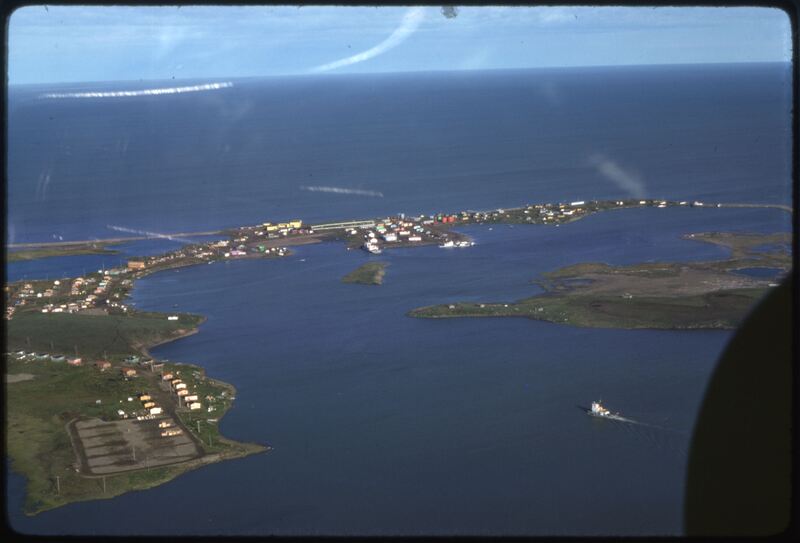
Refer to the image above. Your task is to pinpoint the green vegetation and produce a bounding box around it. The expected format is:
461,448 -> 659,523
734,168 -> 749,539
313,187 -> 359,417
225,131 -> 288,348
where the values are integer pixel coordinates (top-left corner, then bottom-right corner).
6,311 -> 204,360
342,261 -> 388,285
6,353 -> 265,516
409,231 -> 791,330
7,243 -> 120,262
410,288 -> 768,329
6,355 -> 172,514
5,309 -> 266,516
158,360 -> 265,455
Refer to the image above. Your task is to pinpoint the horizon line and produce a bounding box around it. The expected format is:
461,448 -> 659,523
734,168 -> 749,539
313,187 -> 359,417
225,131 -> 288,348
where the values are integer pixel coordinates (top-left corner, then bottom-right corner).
8,60 -> 790,88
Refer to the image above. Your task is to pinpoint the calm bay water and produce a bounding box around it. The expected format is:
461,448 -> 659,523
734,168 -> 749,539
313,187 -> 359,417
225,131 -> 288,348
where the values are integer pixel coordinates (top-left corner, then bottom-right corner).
6,64 -> 792,535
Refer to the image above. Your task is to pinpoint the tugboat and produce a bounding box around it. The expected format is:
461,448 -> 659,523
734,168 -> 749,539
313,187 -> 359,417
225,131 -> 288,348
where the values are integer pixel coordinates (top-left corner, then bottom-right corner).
588,400 -> 611,418
587,400 -> 627,421
362,242 -> 382,255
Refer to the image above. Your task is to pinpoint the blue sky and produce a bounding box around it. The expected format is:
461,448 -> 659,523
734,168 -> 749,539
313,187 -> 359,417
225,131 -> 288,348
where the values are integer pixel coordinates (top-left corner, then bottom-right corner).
8,5 -> 792,85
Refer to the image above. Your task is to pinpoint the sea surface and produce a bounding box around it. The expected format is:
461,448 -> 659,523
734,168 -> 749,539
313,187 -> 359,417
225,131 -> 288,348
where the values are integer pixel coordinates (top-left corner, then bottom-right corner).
7,63 -> 792,244
5,63 -> 793,535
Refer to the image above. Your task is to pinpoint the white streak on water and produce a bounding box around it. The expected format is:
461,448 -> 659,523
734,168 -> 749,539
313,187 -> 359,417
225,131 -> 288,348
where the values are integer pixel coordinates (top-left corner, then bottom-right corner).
106,225 -> 191,243
40,82 -> 234,99
300,185 -> 384,198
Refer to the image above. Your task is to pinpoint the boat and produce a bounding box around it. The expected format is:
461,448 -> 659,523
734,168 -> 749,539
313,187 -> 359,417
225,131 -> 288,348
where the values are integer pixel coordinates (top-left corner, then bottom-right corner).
588,401 -> 611,417
455,241 -> 474,248
362,243 -> 382,255
439,240 -> 455,248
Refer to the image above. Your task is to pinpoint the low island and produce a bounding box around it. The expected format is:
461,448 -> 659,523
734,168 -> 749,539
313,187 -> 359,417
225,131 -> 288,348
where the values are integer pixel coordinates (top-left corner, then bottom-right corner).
342,261 -> 388,285
408,231 -> 791,330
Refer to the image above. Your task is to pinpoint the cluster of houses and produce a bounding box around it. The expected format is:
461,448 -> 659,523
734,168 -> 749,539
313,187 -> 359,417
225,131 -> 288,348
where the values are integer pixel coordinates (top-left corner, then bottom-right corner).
449,199 -> 714,226
161,371 -> 202,412
5,268 -> 132,319
126,232 -> 293,273
257,220 -> 304,235
135,391 -> 163,417
347,215 -> 451,252
9,350 -> 84,366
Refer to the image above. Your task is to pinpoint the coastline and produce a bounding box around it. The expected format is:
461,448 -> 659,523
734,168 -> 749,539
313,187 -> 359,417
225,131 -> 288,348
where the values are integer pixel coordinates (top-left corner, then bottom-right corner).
4,198 -> 791,516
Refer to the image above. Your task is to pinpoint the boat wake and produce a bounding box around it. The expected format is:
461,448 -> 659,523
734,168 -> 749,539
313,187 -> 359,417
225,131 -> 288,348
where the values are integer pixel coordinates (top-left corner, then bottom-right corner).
579,404 -> 689,456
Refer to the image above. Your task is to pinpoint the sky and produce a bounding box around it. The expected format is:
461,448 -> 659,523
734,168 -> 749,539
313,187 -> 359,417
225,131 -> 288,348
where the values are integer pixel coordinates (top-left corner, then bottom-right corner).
7,5 -> 792,85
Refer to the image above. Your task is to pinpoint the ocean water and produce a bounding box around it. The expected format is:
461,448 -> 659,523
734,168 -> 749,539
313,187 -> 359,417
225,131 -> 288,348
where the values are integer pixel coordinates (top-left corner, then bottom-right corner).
5,63 -> 793,535
7,63 -> 792,244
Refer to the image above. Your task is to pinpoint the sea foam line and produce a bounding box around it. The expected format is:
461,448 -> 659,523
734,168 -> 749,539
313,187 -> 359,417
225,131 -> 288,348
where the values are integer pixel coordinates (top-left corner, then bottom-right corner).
300,185 -> 384,198
40,82 -> 234,99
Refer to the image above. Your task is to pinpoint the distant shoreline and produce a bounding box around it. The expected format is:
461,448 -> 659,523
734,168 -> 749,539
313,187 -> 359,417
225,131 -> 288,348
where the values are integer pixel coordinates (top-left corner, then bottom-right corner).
5,201 -> 790,251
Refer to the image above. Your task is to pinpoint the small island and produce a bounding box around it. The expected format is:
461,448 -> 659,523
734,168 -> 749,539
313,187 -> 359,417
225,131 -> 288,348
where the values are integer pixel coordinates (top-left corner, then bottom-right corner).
342,262 -> 388,285
409,231 -> 790,330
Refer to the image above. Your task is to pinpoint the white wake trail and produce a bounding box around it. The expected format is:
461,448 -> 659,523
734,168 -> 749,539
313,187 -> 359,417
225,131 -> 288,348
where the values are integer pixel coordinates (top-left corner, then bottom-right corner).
40,82 -> 234,99
300,185 -> 384,198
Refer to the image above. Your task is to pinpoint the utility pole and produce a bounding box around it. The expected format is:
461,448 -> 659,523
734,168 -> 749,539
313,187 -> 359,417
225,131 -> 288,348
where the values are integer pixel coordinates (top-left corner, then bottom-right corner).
102,476 -> 106,494
55,476 -> 60,495
196,420 -> 201,435
132,446 -> 136,462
